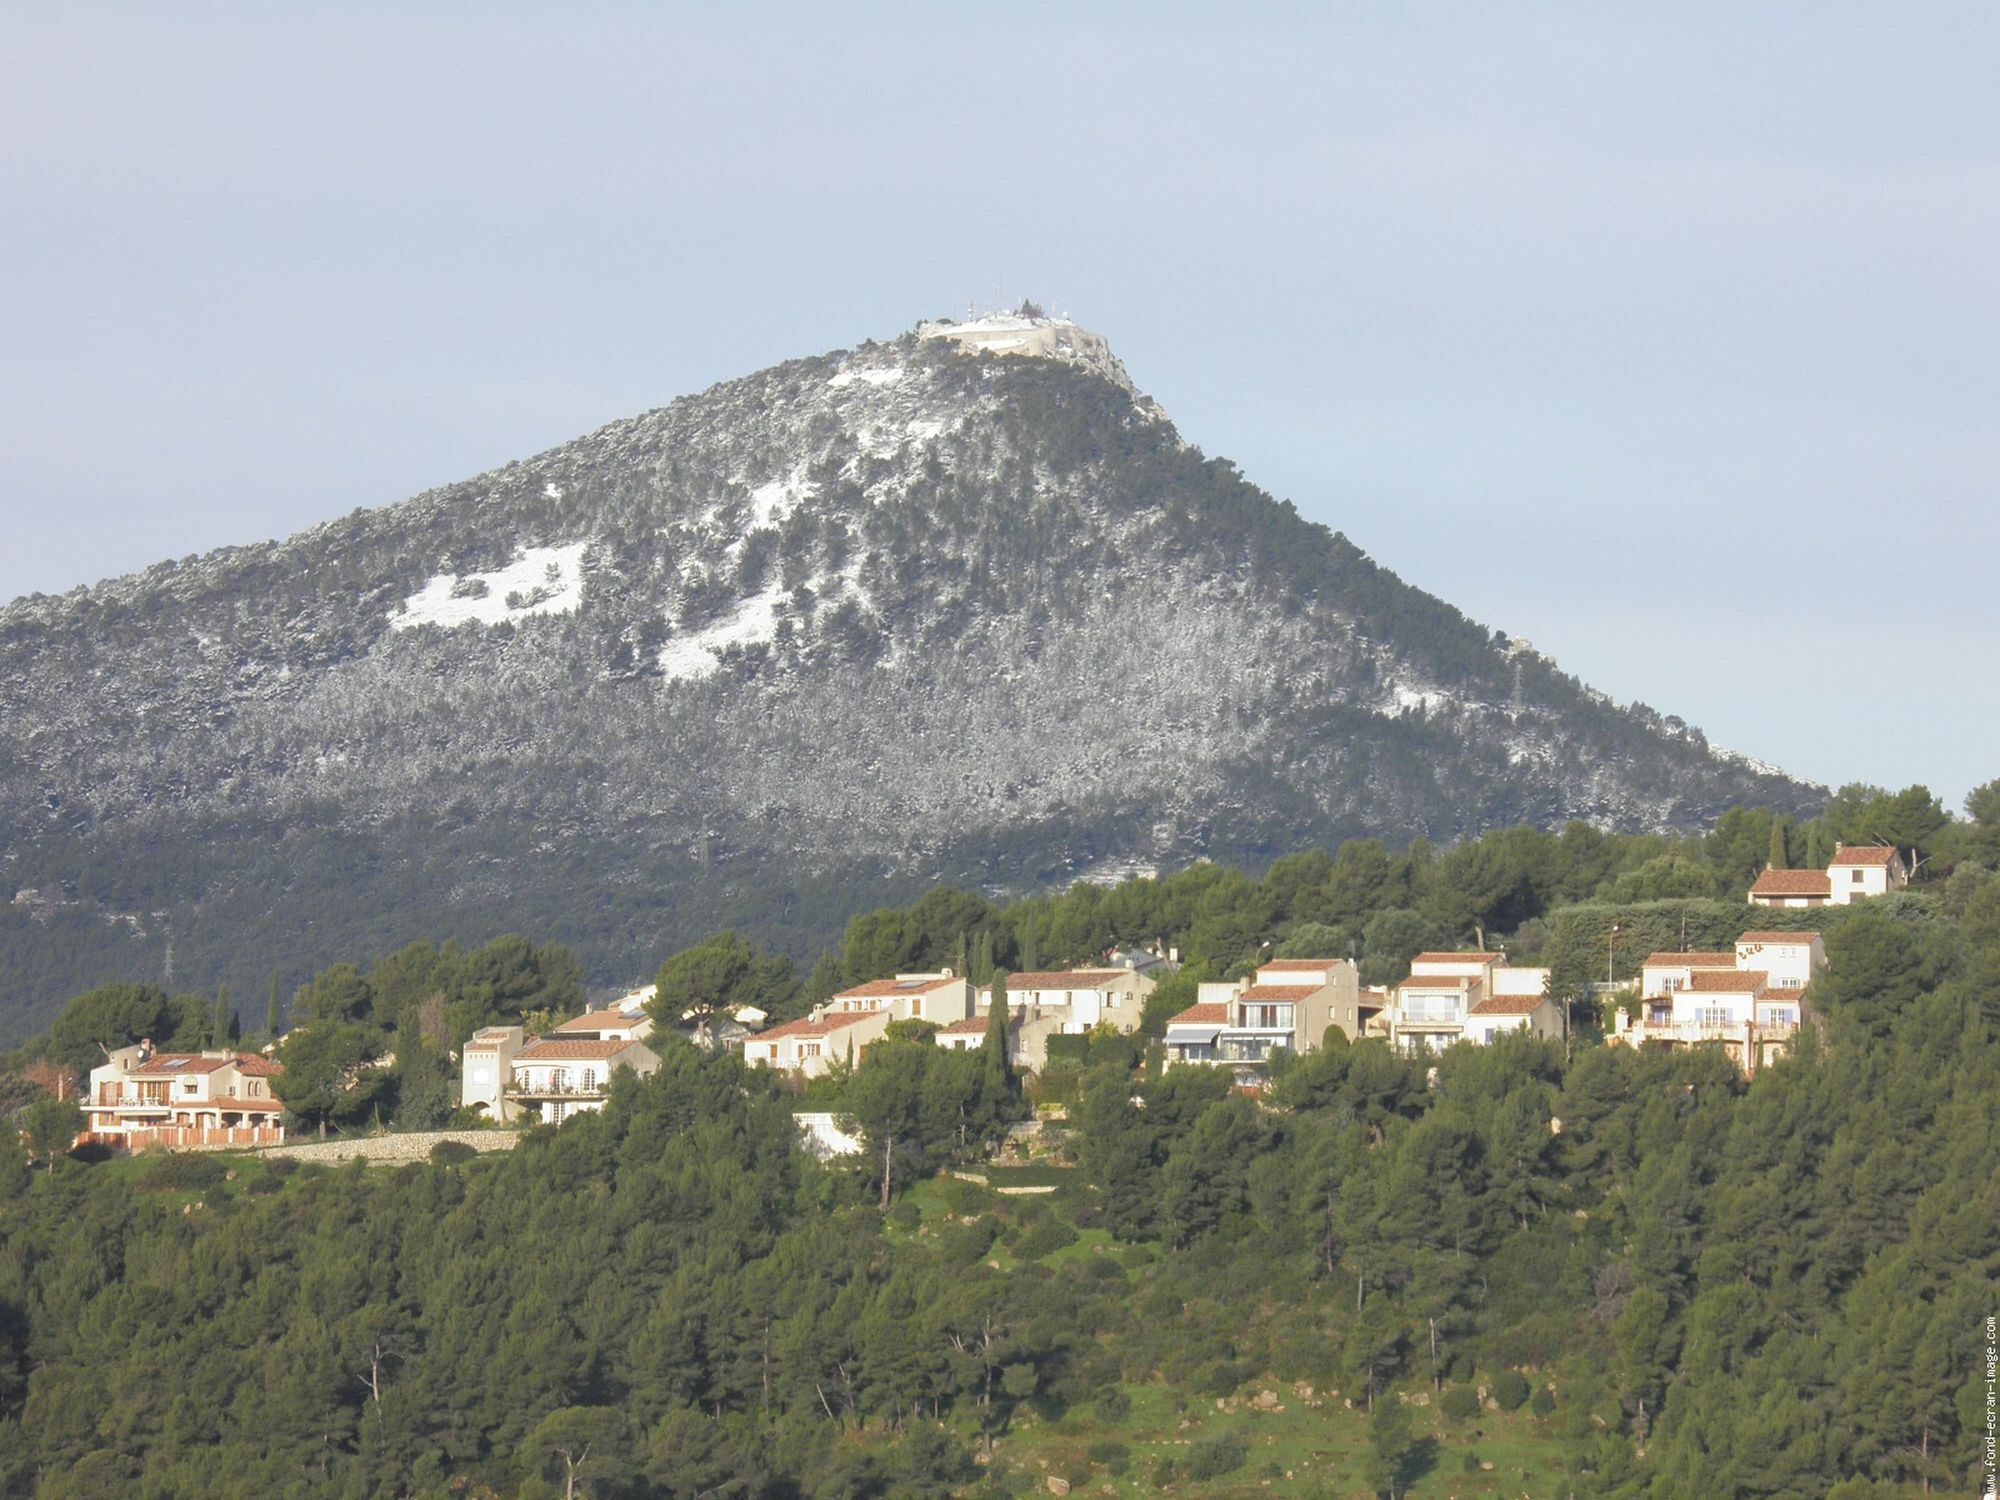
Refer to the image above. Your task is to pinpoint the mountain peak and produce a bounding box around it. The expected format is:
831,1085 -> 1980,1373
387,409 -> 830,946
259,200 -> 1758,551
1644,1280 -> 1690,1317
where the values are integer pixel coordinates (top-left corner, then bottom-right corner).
912,311 -> 1159,415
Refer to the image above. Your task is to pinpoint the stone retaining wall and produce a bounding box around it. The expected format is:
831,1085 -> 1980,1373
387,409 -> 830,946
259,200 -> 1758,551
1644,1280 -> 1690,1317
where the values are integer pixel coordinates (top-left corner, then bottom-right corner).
254,1130 -> 523,1165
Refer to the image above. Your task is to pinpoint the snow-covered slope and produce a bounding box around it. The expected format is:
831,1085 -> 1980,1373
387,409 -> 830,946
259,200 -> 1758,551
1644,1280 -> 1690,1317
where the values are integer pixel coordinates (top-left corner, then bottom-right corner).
0,316 -> 1819,1042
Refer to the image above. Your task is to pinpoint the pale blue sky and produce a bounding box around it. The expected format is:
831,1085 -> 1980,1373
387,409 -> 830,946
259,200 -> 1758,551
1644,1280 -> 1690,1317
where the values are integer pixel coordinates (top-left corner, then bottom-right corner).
3,5 -> 1994,806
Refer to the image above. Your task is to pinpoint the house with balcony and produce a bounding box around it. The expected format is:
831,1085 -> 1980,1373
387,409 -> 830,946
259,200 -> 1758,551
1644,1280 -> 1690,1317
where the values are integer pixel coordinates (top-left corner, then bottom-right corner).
1162,958 -> 1362,1084
82,1046 -> 287,1151
823,971 -> 975,1024
740,1008 -> 889,1078
551,994 -> 655,1042
1385,952 -> 1559,1053
970,967 -> 1157,1068
507,1036 -> 661,1124
1749,844 -> 1910,908
1611,931 -> 1823,1076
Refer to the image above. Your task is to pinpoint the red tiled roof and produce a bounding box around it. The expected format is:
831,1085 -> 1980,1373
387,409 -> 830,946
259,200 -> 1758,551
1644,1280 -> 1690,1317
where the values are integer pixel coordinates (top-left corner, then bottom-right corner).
127,1054 -> 234,1077
940,1014 -> 992,1035
754,1010 -> 881,1043
1469,995 -> 1548,1016
1003,970 -> 1128,989
1830,845 -> 1900,867
1167,1003 -> 1230,1026
1750,869 -> 1833,896
1239,984 -> 1322,1001
234,1053 -> 282,1077
833,975 -> 961,1000
1258,959 -> 1342,972
515,1038 -> 647,1061
1642,951 -> 1738,969
1736,931 -> 1821,946
1410,951 -> 1501,965
1688,970 -> 1769,994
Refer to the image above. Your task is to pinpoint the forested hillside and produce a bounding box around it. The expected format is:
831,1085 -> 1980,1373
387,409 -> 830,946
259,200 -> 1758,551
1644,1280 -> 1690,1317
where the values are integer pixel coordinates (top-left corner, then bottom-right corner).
1,783 -> 1995,1496
0,318 -> 1817,1045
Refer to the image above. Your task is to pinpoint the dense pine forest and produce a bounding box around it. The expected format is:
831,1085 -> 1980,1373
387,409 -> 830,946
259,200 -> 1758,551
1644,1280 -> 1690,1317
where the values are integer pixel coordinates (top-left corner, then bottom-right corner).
2,779 -> 1997,1497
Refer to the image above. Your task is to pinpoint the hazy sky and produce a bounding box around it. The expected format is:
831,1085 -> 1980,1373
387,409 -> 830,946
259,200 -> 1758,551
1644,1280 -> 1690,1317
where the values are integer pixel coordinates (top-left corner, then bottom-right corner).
4,5 -> 1995,807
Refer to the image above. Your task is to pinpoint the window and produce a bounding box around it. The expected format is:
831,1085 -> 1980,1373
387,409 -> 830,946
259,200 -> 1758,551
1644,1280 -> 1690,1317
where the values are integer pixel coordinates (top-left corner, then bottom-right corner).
1242,1004 -> 1295,1030
1695,1007 -> 1731,1029
1852,870 -> 1864,883
582,1069 -> 598,1091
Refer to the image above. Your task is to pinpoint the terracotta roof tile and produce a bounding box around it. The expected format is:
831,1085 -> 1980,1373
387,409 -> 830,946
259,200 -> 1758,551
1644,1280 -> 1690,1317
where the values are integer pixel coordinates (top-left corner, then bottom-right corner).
940,1014 -> 992,1035
1410,951 -> 1502,965
233,1053 -> 282,1076
1830,846 -> 1900,867
1642,951 -> 1738,969
1002,970 -> 1128,989
1239,984 -> 1322,1001
1750,869 -> 1833,896
1468,995 -> 1548,1016
1258,959 -> 1345,972
127,1054 -> 234,1076
833,975 -> 961,1000
1735,931 -> 1822,946
1688,970 -> 1769,994
515,1038 -> 648,1061
1167,1003 -> 1230,1026
753,1011 -> 881,1043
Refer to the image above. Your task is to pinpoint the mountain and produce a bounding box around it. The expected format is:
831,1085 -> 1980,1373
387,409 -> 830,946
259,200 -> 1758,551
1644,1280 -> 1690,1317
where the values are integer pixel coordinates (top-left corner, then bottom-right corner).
0,314 -> 1818,1043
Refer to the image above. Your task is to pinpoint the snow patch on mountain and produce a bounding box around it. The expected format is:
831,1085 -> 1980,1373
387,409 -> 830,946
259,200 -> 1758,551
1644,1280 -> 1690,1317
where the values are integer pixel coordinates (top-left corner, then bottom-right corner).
392,543 -> 588,630
657,584 -> 787,681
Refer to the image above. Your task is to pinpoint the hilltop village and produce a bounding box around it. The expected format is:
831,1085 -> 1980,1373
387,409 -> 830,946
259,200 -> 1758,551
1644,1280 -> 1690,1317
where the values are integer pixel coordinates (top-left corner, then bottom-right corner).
52,841 -> 1914,1154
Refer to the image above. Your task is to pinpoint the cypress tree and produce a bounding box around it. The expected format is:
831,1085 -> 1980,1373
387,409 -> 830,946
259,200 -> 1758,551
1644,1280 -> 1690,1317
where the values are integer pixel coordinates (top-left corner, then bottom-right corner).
213,985 -> 230,1048
982,971 -> 1013,1096
267,974 -> 282,1040
1768,818 -> 1789,871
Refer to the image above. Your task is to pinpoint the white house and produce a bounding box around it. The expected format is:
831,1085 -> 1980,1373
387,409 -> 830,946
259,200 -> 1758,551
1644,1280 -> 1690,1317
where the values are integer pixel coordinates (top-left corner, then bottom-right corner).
1163,958 -> 1362,1084
1749,844 -> 1910,908
82,1047 -> 287,1151
824,972 -> 975,1024
1826,845 -> 1910,904
551,996 -> 655,1043
989,968 -> 1154,1031
1613,931 -> 1824,1076
741,1008 -> 889,1078
507,1037 -> 661,1124
1385,953 -> 1560,1053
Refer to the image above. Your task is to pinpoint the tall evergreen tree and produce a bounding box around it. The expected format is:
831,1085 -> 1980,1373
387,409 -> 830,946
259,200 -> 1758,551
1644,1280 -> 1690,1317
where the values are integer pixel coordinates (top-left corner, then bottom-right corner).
980,971 -> 1013,1115
267,972 -> 282,1039
213,985 -> 231,1048
1767,817 -> 1789,870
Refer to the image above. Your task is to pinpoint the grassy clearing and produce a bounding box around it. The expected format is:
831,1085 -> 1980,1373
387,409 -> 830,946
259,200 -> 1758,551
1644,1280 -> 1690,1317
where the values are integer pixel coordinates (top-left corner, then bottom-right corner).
983,1379 -> 1575,1497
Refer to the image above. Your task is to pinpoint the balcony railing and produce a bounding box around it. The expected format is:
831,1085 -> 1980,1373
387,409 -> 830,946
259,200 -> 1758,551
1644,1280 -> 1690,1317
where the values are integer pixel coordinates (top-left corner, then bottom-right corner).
1624,1020 -> 1800,1045
506,1081 -> 610,1099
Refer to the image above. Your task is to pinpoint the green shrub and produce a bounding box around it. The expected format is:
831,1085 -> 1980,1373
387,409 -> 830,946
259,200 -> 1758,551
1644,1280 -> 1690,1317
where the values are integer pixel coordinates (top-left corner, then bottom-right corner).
1086,1441 -> 1129,1476
429,1140 -> 477,1166
1180,1430 -> 1248,1481
1530,1384 -> 1556,1417
1009,1215 -> 1077,1260
1149,1455 -> 1178,1489
886,1198 -> 922,1232
1093,1386 -> 1131,1422
1192,1359 -> 1246,1397
1491,1370 -> 1531,1411
938,1175 -> 990,1214
1447,1351 -> 1475,1382
1463,1451 -> 1484,1473
139,1153 -> 227,1192
1440,1385 -> 1480,1421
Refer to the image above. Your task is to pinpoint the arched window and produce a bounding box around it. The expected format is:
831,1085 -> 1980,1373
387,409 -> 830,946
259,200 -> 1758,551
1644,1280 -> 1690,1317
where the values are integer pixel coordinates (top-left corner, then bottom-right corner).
582,1068 -> 598,1092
